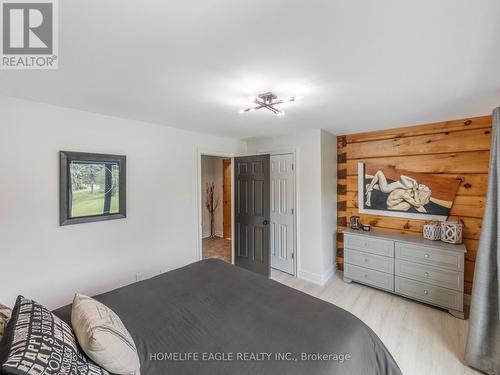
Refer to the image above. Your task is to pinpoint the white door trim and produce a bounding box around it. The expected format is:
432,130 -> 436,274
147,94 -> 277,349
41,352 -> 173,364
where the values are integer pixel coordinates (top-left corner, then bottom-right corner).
197,149 -> 236,265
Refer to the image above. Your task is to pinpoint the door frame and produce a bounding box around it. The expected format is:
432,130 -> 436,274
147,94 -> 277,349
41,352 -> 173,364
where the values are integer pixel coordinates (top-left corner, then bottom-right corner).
222,159 -> 232,239
242,149 -> 299,277
197,149 -> 236,264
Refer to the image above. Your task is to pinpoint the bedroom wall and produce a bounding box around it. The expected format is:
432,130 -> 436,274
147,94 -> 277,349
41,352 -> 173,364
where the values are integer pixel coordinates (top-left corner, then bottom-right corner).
336,115 -> 492,295
246,129 -> 337,285
0,96 -> 245,309
201,155 -> 223,238
321,130 -> 338,278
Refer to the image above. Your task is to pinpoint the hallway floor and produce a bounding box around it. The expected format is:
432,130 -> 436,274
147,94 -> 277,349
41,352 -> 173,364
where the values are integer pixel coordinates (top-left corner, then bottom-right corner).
202,237 -> 231,263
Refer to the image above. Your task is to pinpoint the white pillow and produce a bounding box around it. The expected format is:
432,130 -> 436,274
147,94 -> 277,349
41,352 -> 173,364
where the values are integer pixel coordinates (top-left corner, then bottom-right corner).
71,294 -> 140,375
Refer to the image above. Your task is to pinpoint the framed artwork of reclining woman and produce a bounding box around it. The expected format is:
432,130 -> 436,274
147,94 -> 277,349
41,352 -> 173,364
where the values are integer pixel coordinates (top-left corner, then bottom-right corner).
358,162 -> 461,220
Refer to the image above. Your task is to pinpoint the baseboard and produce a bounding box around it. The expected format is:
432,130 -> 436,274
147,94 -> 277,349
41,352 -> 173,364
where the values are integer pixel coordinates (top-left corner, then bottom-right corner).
298,265 -> 335,286
202,234 -> 227,239
202,230 -> 224,239
321,264 -> 335,284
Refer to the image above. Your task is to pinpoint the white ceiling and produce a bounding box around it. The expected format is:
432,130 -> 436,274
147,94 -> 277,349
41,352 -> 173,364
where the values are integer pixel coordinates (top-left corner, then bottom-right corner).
1,0 -> 500,139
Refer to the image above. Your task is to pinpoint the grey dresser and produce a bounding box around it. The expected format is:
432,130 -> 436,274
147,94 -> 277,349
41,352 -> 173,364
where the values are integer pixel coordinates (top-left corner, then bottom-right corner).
343,228 -> 466,319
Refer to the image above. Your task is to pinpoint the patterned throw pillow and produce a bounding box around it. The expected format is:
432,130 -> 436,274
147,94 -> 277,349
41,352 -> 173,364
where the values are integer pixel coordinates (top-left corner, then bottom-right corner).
0,304 -> 12,342
0,296 -> 109,375
71,294 -> 141,375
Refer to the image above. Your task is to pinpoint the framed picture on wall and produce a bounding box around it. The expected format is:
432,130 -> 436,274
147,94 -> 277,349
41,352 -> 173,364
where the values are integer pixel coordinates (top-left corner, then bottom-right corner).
358,162 -> 460,221
60,151 -> 126,225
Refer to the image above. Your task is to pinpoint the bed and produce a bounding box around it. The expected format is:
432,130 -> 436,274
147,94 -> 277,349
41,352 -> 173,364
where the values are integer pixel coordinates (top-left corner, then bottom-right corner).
53,259 -> 401,375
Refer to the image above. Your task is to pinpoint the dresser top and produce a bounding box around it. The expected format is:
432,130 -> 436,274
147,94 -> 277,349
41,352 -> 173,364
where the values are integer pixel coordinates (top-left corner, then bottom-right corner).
343,228 -> 467,253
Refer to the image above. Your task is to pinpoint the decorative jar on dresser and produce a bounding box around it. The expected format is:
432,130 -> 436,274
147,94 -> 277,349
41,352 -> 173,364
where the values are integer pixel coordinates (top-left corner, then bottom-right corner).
343,228 -> 466,319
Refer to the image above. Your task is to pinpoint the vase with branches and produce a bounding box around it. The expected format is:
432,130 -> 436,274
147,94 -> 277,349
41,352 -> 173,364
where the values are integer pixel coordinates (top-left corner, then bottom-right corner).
205,182 -> 220,238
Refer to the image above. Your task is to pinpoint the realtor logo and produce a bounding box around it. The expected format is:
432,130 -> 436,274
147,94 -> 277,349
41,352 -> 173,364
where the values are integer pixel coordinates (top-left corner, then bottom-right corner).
1,0 -> 58,69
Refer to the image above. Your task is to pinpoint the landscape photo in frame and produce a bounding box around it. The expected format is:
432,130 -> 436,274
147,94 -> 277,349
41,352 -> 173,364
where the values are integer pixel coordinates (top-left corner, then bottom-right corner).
60,151 -> 127,225
358,162 -> 461,221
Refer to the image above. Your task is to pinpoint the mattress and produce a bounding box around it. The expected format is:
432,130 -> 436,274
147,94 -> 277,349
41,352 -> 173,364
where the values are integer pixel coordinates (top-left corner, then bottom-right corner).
53,259 -> 401,375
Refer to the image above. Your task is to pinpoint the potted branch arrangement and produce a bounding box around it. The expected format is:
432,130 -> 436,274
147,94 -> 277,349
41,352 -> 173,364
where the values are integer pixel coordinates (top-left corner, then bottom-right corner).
205,182 -> 220,238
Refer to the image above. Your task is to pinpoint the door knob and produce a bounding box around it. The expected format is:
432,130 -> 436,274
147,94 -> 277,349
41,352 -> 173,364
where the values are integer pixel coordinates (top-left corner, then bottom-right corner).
263,220 -> 269,225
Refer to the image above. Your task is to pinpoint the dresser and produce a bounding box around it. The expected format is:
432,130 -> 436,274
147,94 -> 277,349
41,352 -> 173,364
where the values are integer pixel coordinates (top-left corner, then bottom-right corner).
343,228 -> 466,319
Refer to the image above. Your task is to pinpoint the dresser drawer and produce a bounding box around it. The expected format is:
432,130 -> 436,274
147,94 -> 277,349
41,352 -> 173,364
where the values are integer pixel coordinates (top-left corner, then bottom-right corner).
395,259 -> 463,291
395,277 -> 463,311
344,234 -> 394,257
344,263 -> 394,292
345,248 -> 394,274
395,242 -> 464,271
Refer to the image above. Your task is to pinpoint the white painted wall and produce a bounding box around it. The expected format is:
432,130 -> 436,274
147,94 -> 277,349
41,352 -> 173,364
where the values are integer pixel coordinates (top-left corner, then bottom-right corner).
201,155 -> 223,238
320,130 -> 337,278
245,129 -> 337,284
0,96 -> 245,309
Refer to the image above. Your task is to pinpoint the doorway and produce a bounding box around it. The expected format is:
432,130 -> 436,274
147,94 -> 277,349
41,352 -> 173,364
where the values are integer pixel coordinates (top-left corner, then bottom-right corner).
201,155 -> 232,263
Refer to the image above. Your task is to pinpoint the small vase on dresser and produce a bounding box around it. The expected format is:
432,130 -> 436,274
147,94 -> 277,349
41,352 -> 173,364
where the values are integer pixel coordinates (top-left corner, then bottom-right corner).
343,228 -> 466,319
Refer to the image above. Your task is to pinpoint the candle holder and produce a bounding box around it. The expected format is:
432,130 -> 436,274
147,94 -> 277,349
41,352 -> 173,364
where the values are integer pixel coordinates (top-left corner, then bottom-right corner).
440,220 -> 463,244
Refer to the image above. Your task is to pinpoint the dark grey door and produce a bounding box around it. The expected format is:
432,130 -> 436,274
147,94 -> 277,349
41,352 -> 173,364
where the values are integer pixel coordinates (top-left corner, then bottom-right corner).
234,154 -> 270,277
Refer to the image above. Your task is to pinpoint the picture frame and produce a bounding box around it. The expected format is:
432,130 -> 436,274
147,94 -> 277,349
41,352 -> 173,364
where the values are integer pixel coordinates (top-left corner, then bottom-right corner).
60,151 -> 126,226
358,162 -> 460,221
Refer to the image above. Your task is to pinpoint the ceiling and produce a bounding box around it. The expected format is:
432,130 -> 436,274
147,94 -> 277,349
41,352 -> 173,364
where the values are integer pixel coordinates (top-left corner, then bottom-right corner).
1,0 -> 500,139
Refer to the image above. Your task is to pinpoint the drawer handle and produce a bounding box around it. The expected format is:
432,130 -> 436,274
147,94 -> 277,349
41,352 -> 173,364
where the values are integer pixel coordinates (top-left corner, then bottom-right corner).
424,272 -> 429,277
424,253 -> 430,259
424,290 -> 429,295
364,258 -> 369,262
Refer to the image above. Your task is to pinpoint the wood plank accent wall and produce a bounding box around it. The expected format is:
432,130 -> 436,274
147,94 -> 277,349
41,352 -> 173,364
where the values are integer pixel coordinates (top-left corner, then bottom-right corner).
337,115 -> 492,295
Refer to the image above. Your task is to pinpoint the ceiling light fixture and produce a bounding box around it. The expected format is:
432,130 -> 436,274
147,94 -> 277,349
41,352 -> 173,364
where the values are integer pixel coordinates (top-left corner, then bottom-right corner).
239,92 -> 301,116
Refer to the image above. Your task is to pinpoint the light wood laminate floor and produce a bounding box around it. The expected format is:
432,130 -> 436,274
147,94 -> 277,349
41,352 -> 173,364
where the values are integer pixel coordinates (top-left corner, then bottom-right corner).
271,269 -> 480,375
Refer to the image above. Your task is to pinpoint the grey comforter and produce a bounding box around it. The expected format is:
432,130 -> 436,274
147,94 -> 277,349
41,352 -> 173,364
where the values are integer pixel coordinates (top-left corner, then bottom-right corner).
53,259 -> 401,375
